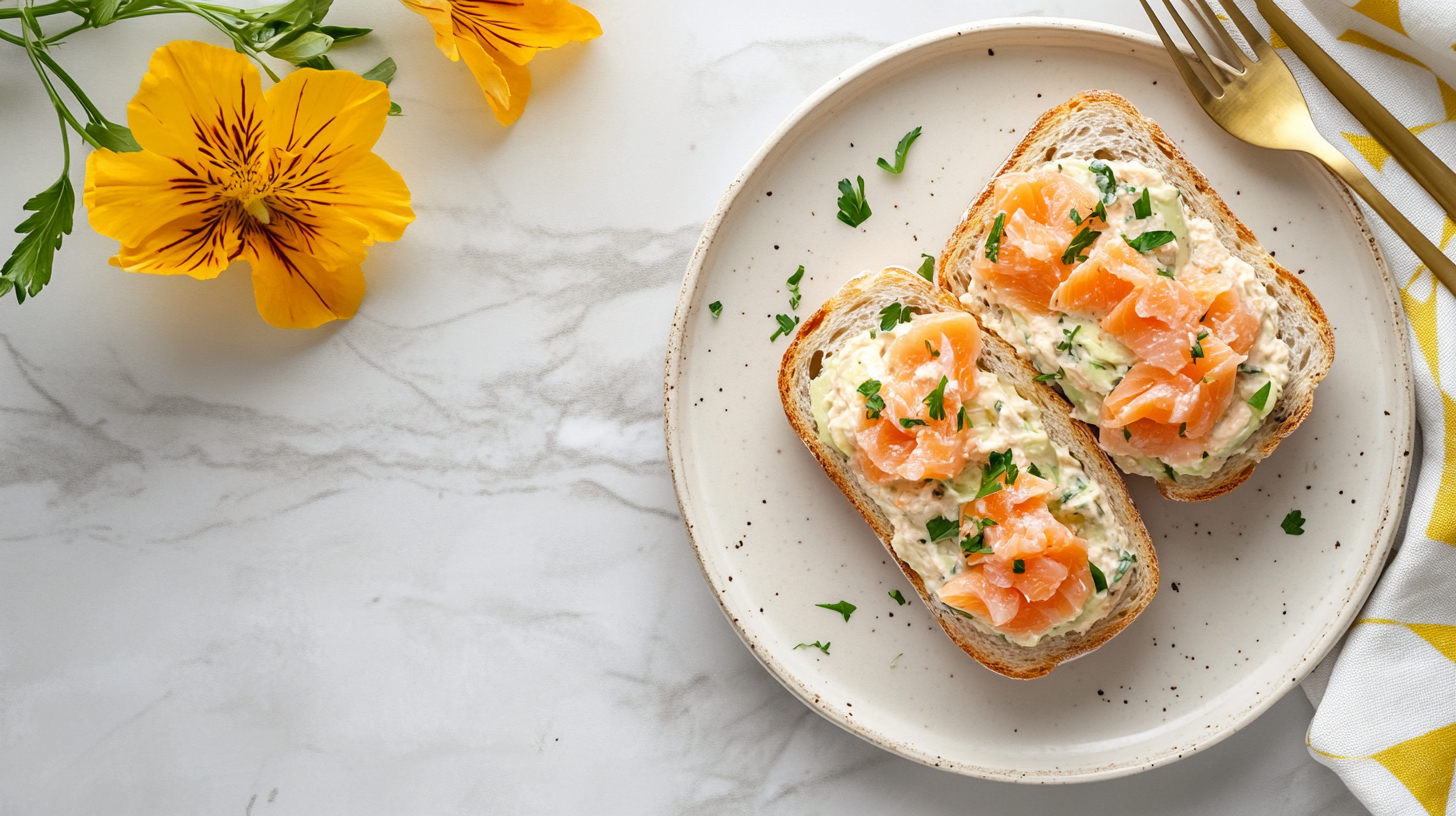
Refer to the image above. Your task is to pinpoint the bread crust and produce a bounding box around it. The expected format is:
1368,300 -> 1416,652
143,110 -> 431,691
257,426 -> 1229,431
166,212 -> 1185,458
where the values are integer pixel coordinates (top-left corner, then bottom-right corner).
939,90 -> 1335,501
778,266 -> 1158,679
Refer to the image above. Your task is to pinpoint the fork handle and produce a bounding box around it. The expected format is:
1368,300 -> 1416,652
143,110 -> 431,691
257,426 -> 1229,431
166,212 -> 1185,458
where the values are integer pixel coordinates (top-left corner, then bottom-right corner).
1305,139 -> 1456,293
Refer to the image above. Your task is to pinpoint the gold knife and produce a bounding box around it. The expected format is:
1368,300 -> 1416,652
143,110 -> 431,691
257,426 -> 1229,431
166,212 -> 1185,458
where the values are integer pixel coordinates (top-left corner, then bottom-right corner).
1256,0 -> 1456,223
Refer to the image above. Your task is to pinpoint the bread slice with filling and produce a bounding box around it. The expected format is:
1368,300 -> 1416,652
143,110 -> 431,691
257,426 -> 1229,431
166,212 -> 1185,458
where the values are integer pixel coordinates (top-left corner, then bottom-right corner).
940,90 -> 1334,501
778,266 -> 1158,679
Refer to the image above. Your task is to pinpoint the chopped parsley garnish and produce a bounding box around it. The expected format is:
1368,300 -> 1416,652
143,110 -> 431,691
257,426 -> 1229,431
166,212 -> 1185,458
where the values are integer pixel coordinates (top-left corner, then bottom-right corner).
709,300 -> 723,317
925,339 -> 940,358
794,640 -> 831,654
993,399 -> 1003,413
1156,268 -> 1176,279
1034,368 -> 1065,382
1070,207 -> 1082,225
1123,230 -> 1177,253
1281,510 -> 1306,535
1248,381 -> 1272,410
1005,461 -> 1019,485
876,125 -> 922,174
1089,560 -> 1108,593
1178,422 -> 1187,437
984,213 -> 1007,261
1089,159 -> 1119,204
916,253 -> 935,282
1012,559 -> 1026,574
770,313 -> 799,341
1123,427 -> 1132,441
975,449 -> 1015,499
956,404 -> 969,431
787,265 -> 805,311
1062,227 -> 1100,264
889,589 -> 907,606
1202,451 -> 1209,459
836,175 -> 872,227
925,515 -> 960,541
960,517 -> 997,554
1190,330 -> 1208,360
1057,324 -> 1081,353
1133,187 -> 1152,219
858,379 -> 885,419
1115,550 -> 1137,582
923,375 -> 948,420
879,301 -> 914,330
1163,464 -> 1178,483
1238,364 -> 1263,375
1092,200 -> 1107,222
1028,462 -> 1043,478
816,600 -> 857,621
899,417 -> 928,428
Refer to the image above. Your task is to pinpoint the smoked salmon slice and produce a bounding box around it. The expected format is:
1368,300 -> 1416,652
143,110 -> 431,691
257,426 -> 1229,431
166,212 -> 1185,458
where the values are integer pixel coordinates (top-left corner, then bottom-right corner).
1050,235 -> 1158,318
1099,276 -> 1204,373
1099,333 -> 1244,442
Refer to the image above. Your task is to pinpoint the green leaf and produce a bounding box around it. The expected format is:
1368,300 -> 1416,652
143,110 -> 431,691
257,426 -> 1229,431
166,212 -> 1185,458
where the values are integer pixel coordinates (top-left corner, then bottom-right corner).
84,120 -> 141,152
956,404 -> 968,431
794,640 -> 831,654
250,0 -> 334,48
787,264 -> 804,311
877,301 -> 913,331
87,0 -> 122,27
916,253 -> 935,282
2,174 -> 74,304
1057,324 -> 1081,352
1163,463 -> 1178,483
1248,381 -> 1272,410
318,25 -> 372,43
815,600 -> 857,622
984,212 -> 1006,262
708,300 -> 723,318
388,101 -> 403,116
1089,560 -> 1108,593
1033,368 -> 1065,383
975,449 -> 1014,499
1157,268 -> 1176,279
269,30 -> 333,62
876,125 -> 922,174
1281,510 -> 1305,535
769,313 -> 799,341
297,54 -> 337,70
836,175 -> 872,227
362,56 -> 398,86
1012,559 -> 1025,574
1089,159 -> 1118,204
858,379 -> 884,419
1123,230 -> 1177,253
923,375 -> 948,421
899,417 -> 927,428
925,515 -> 959,542
888,589 -> 907,606
1028,462 -> 1043,478
1132,187 -> 1152,219
1061,227 -> 1100,265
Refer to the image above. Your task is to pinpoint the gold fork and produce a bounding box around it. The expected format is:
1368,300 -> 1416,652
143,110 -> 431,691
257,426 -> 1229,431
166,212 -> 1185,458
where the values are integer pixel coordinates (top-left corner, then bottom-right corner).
1141,0 -> 1456,291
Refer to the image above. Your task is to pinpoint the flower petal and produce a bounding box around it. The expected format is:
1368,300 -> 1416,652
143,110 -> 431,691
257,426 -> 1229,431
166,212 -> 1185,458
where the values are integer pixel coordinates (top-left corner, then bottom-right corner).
243,222 -> 366,328
108,205 -> 245,279
272,151 -> 414,245
84,147 -> 227,249
399,0 -> 459,59
457,37 -> 532,126
126,41 -> 265,171
450,0 -> 602,66
263,68 -> 391,169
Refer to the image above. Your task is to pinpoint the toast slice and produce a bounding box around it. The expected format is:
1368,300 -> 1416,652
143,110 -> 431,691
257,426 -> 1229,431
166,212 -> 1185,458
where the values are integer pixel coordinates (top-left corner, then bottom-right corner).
778,266 -> 1158,679
940,90 -> 1334,501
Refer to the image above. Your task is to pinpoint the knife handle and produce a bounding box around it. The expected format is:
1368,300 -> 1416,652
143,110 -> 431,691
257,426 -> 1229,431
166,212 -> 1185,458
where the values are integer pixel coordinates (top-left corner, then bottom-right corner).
1306,137 -> 1456,293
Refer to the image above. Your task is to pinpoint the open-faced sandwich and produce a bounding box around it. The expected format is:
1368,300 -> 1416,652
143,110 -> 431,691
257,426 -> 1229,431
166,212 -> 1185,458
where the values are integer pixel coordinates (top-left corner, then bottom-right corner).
941,91 -> 1334,501
778,267 -> 1157,679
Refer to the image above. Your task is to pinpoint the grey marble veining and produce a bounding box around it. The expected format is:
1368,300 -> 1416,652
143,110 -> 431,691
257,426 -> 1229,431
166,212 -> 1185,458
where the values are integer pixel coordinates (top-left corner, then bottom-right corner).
0,0 -> 1368,812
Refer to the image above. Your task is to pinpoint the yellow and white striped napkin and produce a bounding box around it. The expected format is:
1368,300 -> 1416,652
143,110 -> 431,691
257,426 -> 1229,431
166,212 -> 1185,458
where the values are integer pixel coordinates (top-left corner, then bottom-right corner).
1230,1 -> 1456,813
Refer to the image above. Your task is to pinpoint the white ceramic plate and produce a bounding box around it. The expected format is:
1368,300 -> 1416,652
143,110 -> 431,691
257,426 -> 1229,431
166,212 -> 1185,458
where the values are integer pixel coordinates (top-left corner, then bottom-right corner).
664,18 -> 1413,782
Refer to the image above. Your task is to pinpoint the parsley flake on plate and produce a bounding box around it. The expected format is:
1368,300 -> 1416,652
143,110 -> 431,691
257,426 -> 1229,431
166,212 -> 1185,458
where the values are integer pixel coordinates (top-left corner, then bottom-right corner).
708,300 -> 722,317
769,313 -> 799,341
816,600 -> 857,622
889,589 -> 907,606
794,641 -> 831,654
876,125 -> 922,175
1281,510 -> 1306,535
787,265 -> 805,311
836,175 -> 872,227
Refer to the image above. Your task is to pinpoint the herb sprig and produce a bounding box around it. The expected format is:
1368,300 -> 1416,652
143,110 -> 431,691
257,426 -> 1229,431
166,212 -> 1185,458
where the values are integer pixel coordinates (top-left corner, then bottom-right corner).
794,641 -> 831,654
876,125 -> 922,174
816,600 -> 857,622
836,175 -> 872,227
1281,510 -> 1306,535
1124,230 -> 1177,253
916,253 -> 935,282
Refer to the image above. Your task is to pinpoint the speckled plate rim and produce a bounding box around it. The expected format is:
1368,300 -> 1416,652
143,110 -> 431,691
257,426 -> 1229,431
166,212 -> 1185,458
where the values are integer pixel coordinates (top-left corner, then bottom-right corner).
663,17 -> 1414,783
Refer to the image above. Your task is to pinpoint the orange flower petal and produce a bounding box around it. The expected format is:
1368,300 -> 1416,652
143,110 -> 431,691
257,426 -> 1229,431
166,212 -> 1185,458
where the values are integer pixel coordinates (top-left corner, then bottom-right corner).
125,41 -> 264,167
457,37 -> 532,126
244,231 -> 366,329
84,148 -> 229,254
264,67 -> 392,169
283,151 -> 414,245
399,0 -> 459,59
450,0 -> 602,66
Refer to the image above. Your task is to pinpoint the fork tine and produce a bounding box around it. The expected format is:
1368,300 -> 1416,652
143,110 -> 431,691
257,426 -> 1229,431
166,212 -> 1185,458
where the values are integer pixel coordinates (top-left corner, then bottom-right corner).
1141,0 -> 1217,105
1215,0 -> 1268,50
1187,0 -> 1252,66
1161,0 -> 1230,87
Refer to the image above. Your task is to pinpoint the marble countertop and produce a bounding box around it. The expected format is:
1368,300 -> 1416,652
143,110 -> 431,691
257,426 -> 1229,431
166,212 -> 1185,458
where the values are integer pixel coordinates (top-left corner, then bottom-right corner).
0,0 -> 1370,812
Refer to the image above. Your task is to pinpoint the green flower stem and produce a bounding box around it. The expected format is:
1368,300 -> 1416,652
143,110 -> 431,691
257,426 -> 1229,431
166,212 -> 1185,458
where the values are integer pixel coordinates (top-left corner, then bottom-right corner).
31,47 -> 106,123
41,20 -> 88,42
0,2 -> 79,20
19,7 -> 102,149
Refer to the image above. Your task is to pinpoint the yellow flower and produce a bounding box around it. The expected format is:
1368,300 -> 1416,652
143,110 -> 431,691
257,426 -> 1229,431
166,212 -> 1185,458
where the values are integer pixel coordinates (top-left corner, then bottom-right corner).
83,41 -> 414,329
400,0 -> 601,125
